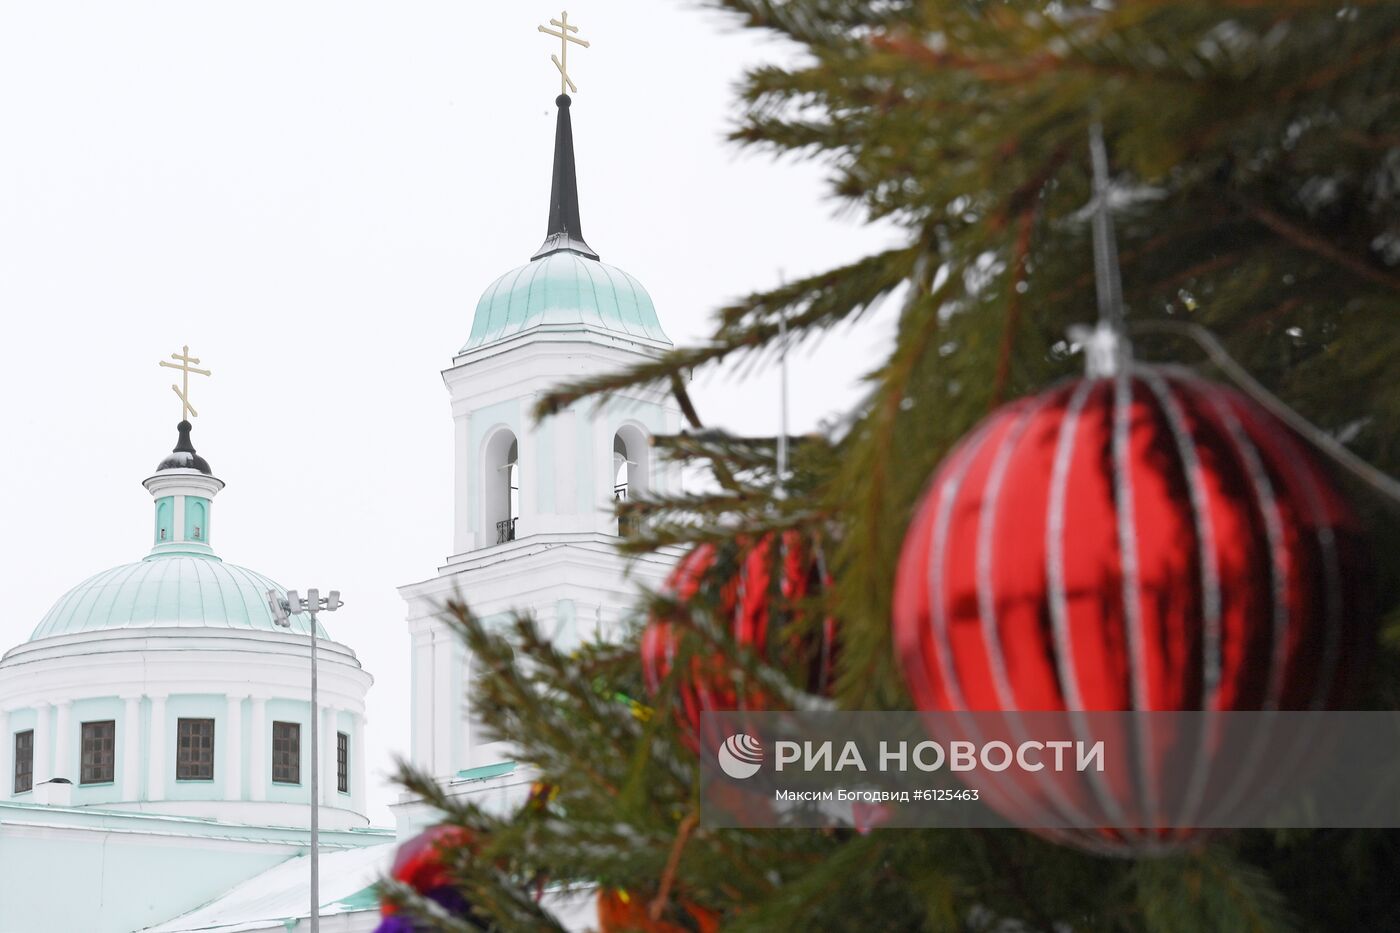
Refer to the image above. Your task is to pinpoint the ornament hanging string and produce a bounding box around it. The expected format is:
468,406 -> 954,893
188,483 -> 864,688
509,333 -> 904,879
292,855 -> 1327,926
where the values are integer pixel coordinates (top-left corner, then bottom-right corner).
1072,121 -> 1132,378
1083,122 -> 1400,512
1132,319 -> 1400,512
1089,122 -> 1125,334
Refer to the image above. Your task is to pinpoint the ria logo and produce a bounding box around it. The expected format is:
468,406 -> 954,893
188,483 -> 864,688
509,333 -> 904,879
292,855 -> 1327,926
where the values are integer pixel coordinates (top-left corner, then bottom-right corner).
717,733 -> 764,780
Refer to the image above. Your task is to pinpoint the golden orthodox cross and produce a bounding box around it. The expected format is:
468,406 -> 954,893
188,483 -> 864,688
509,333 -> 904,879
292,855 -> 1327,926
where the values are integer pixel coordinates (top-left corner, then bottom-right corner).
159,345 -> 211,421
538,10 -> 590,95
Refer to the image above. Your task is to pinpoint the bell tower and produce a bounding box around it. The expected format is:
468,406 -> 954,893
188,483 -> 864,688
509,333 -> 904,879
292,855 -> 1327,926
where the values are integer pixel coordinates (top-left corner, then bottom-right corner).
399,88 -> 682,780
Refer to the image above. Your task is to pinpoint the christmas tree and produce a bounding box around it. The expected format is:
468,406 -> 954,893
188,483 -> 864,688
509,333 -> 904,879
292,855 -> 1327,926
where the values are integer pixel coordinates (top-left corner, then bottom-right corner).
390,2 -> 1400,929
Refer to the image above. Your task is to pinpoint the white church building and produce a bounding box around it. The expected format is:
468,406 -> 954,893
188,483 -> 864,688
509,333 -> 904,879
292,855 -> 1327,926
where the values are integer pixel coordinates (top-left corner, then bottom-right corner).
0,84 -> 677,932
0,419 -> 391,933
396,89 -> 680,801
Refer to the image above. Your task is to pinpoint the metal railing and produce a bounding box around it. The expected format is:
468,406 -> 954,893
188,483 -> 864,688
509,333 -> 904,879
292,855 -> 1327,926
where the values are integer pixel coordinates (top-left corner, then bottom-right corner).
496,518 -> 517,544
614,486 -> 635,536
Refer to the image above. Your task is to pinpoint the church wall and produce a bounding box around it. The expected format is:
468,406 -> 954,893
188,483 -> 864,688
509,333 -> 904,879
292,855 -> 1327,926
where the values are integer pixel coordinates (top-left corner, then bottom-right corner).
0,809 -> 377,933
551,407 -> 577,519
1,626 -> 373,824
445,340 -> 682,554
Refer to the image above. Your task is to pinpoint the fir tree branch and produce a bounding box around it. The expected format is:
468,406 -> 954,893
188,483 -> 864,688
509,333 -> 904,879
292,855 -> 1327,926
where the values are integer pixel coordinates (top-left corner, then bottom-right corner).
650,811 -> 701,922
1238,198 -> 1400,293
994,208 -> 1036,403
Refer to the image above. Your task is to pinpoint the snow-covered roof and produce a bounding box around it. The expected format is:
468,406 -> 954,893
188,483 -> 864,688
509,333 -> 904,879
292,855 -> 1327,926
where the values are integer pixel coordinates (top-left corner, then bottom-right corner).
142,843 -> 396,932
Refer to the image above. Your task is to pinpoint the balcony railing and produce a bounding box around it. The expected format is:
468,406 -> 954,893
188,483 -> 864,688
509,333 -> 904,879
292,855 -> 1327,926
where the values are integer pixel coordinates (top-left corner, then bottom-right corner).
496,518 -> 517,545
614,486 -> 635,536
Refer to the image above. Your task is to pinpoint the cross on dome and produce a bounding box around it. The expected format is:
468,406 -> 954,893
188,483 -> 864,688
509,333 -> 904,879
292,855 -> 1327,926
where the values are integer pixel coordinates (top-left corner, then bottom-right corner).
159,344 -> 211,421
538,10 -> 590,96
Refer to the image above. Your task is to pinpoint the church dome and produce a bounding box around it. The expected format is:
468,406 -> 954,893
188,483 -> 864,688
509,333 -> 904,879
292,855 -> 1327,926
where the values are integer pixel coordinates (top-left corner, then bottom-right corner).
25,421 -> 322,643
155,420 -> 212,474
463,251 -> 670,351
28,554 -> 323,642
461,94 -> 671,354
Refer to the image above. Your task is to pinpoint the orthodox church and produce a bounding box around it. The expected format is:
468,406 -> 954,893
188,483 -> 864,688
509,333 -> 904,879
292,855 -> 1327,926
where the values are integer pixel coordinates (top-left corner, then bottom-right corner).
0,60 -> 677,933
395,87 -> 679,804
0,416 -> 390,933
389,86 -> 682,922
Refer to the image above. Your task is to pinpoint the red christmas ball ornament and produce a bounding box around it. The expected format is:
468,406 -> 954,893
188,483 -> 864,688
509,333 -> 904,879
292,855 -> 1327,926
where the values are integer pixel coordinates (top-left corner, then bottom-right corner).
893,360 -> 1374,853
597,888 -> 720,933
641,532 -> 837,744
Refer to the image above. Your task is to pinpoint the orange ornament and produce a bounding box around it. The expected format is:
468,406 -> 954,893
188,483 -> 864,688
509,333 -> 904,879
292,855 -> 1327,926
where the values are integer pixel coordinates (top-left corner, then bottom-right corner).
597,888 -> 720,933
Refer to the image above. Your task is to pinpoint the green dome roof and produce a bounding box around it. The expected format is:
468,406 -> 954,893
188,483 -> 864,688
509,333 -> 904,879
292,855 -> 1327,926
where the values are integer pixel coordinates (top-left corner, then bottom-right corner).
29,554 -> 323,642
462,252 -> 671,352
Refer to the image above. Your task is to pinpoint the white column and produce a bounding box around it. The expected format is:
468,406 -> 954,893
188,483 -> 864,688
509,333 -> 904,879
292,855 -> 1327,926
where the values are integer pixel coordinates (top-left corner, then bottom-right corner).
553,410 -> 577,520
321,705 -> 337,806
0,710 -> 10,799
32,704 -> 51,786
248,696 -> 267,802
431,627 -> 456,776
411,628 -> 433,769
225,695 -> 244,801
453,413 -> 473,554
350,712 -> 366,816
53,701 -> 72,783
121,696 -> 141,800
147,695 -> 166,800
517,425 -> 534,535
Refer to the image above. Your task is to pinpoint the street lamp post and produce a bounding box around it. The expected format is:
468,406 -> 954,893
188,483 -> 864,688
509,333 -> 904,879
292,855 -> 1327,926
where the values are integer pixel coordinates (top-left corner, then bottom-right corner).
267,586 -> 342,933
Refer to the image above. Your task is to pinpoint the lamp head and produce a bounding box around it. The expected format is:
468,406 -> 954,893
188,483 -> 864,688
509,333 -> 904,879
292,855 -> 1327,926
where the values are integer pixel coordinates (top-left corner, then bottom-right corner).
266,589 -> 291,627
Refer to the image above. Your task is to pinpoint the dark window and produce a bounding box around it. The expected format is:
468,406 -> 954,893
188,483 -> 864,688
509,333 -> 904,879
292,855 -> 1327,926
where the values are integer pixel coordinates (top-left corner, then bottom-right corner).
336,732 -> 349,794
13,730 -> 33,794
80,720 -> 115,784
176,718 -> 215,780
272,721 -> 300,784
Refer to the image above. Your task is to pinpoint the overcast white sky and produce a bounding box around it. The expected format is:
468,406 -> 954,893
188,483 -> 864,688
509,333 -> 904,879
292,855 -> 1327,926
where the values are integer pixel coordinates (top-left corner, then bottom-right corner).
0,2 -> 902,823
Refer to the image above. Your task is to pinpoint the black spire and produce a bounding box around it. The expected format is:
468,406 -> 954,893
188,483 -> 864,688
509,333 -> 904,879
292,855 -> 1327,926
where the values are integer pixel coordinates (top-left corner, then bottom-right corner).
156,420 -> 212,475
532,94 -> 599,261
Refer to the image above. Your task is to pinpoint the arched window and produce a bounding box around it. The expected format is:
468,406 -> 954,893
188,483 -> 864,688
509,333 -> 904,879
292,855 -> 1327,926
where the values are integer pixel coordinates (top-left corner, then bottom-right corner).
612,426 -> 650,536
155,498 -> 173,544
613,435 -> 631,502
484,430 -> 520,545
187,499 -> 207,542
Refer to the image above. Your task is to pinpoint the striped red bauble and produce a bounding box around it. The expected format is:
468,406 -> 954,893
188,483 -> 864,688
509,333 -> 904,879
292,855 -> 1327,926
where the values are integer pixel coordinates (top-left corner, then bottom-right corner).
893,363 -> 1374,853
642,531 -> 837,743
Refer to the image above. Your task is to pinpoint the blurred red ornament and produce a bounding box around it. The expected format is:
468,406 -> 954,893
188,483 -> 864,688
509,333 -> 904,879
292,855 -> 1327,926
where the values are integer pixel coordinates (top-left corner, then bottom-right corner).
893,364 -> 1374,852
377,824 -> 478,926
597,888 -> 720,933
641,532 -> 837,743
